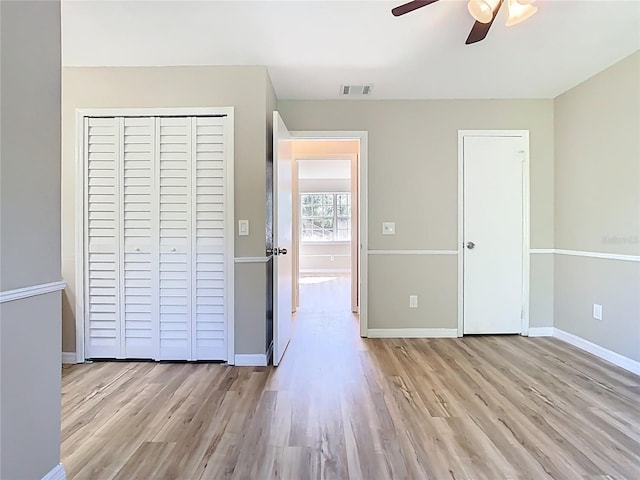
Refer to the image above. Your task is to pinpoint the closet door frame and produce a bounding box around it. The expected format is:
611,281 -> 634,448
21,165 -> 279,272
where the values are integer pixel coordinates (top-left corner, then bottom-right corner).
75,107 -> 235,364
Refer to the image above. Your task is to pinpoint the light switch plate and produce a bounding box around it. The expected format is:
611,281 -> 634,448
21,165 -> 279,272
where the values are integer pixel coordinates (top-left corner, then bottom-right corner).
593,303 -> 602,320
409,295 -> 418,308
239,220 -> 249,236
382,222 -> 395,235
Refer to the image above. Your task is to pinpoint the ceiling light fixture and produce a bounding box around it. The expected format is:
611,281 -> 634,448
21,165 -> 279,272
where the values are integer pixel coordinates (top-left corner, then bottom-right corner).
392,0 -> 539,44
467,0 -> 501,24
505,0 -> 538,27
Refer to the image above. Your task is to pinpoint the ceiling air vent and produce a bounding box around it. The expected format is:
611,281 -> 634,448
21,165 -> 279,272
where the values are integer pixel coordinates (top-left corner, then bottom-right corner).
340,84 -> 374,97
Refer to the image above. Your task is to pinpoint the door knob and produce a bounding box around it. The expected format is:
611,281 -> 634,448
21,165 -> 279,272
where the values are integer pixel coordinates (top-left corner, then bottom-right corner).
278,248 -> 287,255
267,247 -> 288,256
466,241 -> 476,250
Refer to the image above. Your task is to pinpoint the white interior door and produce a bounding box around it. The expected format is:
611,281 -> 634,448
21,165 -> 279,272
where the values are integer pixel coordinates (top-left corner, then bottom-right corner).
84,111 -> 232,362
273,111 -> 293,366
463,135 -> 525,334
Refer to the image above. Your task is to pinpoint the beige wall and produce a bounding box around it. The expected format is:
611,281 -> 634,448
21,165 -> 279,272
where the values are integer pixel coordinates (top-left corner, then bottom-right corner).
299,178 -> 350,193
62,66 -> 274,355
555,52 -> 639,256
1,1 -> 61,291
300,243 -> 351,274
555,256 -> 639,360
1,293 -> 62,479
554,51 -> 640,361
0,1 -> 62,478
368,255 -> 458,330
278,99 -> 555,329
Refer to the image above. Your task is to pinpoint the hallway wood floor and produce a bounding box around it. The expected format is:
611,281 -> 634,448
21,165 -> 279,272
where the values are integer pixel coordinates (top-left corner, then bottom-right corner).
62,277 -> 640,479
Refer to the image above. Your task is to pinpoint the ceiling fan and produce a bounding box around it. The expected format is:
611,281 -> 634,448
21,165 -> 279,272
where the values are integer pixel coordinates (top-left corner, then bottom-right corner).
392,0 -> 538,45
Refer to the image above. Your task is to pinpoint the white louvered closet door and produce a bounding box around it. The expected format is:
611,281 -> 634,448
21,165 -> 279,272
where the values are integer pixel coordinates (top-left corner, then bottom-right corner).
158,117 -> 193,360
85,113 -> 230,362
86,117 -> 121,358
193,117 -> 228,360
122,117 -> 157,359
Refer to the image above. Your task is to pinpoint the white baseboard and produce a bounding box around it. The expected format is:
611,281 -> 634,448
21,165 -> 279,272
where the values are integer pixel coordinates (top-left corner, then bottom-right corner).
367,328 -> 458,338
528,327 -> 554,337
234,354 -> 268,366
42,463 -> 66,480
553,328 -> 640,375
62,352 -> 77,364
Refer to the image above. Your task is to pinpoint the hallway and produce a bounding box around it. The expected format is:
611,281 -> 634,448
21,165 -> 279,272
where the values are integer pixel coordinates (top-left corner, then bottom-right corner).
61,278 -> 640,479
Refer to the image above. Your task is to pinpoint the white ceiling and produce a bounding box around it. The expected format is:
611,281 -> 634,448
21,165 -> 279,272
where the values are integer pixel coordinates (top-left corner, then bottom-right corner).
62,0 -> 640,99
298,159 -> 352,179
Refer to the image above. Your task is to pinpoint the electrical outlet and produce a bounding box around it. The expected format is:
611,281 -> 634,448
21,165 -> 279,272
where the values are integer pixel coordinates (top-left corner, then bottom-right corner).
593,304 -> 602,321
409,295 -> 418,308
330,255 -> 335,262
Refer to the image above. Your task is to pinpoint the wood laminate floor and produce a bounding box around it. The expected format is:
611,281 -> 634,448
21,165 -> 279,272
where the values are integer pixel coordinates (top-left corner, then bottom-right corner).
62,276 -> 640,479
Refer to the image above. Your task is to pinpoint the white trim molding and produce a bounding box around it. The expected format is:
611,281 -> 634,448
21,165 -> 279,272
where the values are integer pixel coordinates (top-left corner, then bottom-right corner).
527,327 -> 554,337
77,107 -> 232,118
42,463 -> 66,480
367,328 -> 458,338
62,352 -> 77,364
234,354 -> 268,367
367,250 -> 458,255
554,249 -> 639,262
234,256 -> 272,264
0,281 -> 66,304
300,269 -> 350,274
553,328 -> 640,375
530,248 -> 639,262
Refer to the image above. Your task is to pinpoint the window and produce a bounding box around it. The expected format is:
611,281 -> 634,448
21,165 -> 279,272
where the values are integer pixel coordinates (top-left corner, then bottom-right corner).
301,193 -> 351,242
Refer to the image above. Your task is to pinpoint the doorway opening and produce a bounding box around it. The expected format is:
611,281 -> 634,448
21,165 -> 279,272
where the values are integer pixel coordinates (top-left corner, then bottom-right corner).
292,140 -> 360,317
270,117 -> 368,367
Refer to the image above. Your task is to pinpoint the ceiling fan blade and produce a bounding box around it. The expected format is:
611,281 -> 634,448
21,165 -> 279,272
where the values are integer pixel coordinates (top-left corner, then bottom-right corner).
465,0 -> 504,44
392,0 -> 441,17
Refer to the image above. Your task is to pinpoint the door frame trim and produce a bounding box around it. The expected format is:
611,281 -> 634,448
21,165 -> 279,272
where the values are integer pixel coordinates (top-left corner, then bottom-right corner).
457,130 -> 530,337
290,131 -> 368,337
75,107 -> 235,363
